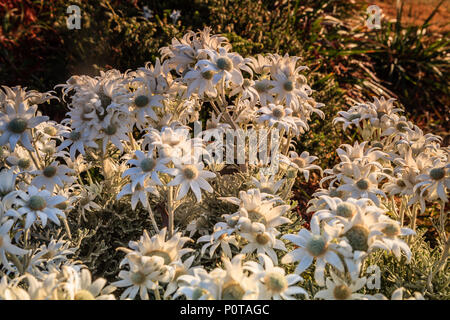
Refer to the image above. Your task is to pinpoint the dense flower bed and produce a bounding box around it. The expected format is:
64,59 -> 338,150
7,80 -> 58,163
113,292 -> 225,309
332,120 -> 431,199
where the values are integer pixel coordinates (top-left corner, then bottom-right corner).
0,28 -> 448,300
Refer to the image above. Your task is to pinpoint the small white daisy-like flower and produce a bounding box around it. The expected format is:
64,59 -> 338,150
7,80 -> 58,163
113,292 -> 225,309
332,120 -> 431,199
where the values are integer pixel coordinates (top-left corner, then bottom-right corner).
167,161 -> 216,202
11,185 -> 67,229
257,103 -> 298,134
123,150 -> 171,188
283,150 -> 322,182
0,168 -> 16,197
0,103 -> 48,151
183,68 -> 217,98
112,254 -> 172,300
31,161 -> 75,192
198,227 -> 238,258
240,223 -> 286,264
245,253 -> 308,300
281,216 -> 344,286
117,180 -> 159,210
121,228 -> 193,267
314,271 -> 368,300
58,128 -> 97,161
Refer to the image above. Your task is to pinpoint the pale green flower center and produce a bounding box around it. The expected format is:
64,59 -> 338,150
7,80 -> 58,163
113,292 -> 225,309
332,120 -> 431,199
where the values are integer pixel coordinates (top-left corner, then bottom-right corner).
134,95 -> 149,108
130,271 -> 147,285
396,179 -> 406,188
333,284 -> 352,300
74,290 -> 95,300
44,126 -> 57,136
377,111 -> 387,119
430,168 -> 445,181
222,281 -> 245,300
272,106 -> 285,119
336,202 -> 357,218
182,165 -> 199,180
256,233 -> 270,245
104,124 -> 117,136
345,225 -> 369,251
28,195 -> 47,211
43,166 -> 57,178
264,272 -> 288,293
99,91 -> 112,109
396,121 -> 408,132
140,158 -> 156,172
8,118 -> 28,134
293,157 -> 306,168
382,223 -> 400,237
283,80 -> 294,92
306,235 -> 327,257
201,70 -> 214,80
216,57 -> 233,71
18,158 -> 31,170
254,80 -> 270,93
356,179 -> 369,191
70,131 -> 81,141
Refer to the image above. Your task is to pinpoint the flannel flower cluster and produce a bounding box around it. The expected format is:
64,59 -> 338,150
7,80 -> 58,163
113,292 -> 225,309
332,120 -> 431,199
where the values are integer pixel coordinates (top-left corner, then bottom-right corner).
0,28 -> 447,300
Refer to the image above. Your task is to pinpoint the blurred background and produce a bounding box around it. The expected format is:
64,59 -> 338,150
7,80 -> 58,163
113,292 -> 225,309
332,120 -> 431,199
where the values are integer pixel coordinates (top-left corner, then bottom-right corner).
0,0 -> 448,156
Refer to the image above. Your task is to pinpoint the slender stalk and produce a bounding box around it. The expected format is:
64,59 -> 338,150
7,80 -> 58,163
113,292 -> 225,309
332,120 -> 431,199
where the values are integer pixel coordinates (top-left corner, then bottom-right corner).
167,186 -> 174,238
153,284 -> 161,300
147,204 -> 160,233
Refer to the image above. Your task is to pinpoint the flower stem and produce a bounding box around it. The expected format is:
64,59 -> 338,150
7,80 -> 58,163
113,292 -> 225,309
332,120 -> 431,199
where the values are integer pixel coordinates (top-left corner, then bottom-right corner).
167,186 -> 174,238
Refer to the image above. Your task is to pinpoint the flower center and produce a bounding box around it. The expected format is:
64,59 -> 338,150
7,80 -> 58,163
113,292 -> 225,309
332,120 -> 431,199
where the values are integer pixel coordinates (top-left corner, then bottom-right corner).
396,121 -> 408,132
74,289 -> 96,300
18,158 -> 31,170
104,124 -> 117,136
272,107 -> 285,119
336,202 -> 357,218
8,118 -> 28,134
146,250 -> 172,265
254,80 -> 270,93
333,284 -> 352,300
216,57 -> 233,71
243,79 -> 251,88
256,233 -> 270,245
140,158 -> 156,172
430,167 -> 445,181
356,179 -> 369,191
396,179 -> 406,188
44,126 -> 57,136
69,131 -> 81,141
293,157 -> 306,168
283,80 -> 294,92
28,195 -> 47,211
134,95 -> 149,108
99,91 -> 112,110
130,271 -> 147,285
43,166 -> 57,178
377,111 -> 387,119
264,272 -> 288,294
182,165 -> 199,180
306,235 -> 327,257
345,225 -> 369,251
222,281 -> 245,300
329,188 -> 343,198
201,70 -> 214,80
382,222 -> 401,237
